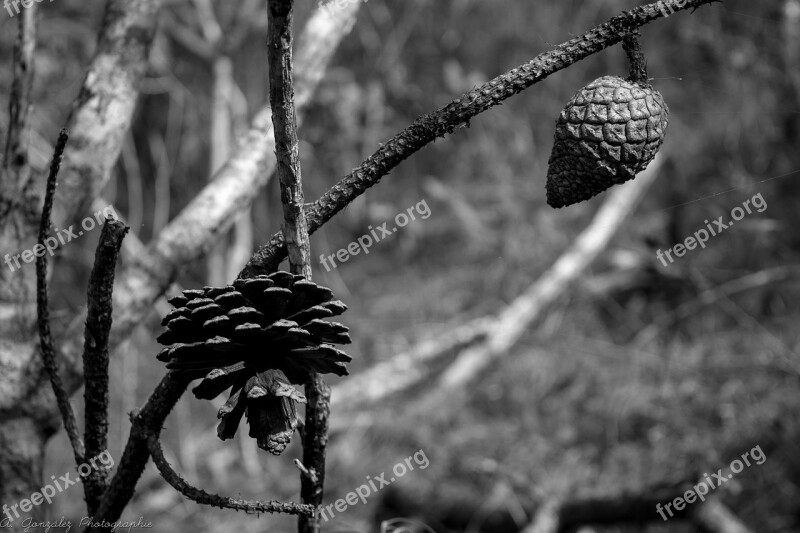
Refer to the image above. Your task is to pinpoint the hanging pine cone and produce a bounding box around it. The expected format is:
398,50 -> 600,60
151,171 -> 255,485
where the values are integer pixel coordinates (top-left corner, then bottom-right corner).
156,272 -> 351,455
545,75 -> 669,208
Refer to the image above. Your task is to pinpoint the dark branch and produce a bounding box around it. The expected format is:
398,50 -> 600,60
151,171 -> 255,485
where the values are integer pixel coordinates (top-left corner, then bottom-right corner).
240,0 -> 722,276
36,129 -> 85,465
299,374 -> 331,533
83,217 -> 129,514
145,431 -> 314,516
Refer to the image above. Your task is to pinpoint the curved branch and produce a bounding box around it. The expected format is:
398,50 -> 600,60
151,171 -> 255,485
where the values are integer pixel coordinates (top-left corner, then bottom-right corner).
145,431 -> 314,517
240,0 -> 721,276
36,129 -> 85,465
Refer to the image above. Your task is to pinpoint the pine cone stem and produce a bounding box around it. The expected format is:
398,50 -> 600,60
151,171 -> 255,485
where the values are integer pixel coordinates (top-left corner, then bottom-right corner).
622,31 -> 649,82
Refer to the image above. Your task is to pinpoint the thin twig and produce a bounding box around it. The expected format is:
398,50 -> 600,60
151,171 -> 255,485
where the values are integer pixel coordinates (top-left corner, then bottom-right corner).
145,430 -> 314,516
82,217 -> 129,515
269,0 -> 312,279
240,0 -> 722,276
36,129 -> 85,465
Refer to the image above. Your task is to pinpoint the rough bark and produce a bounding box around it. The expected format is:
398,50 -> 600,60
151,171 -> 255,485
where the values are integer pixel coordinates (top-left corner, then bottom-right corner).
82,218 -> 128,514
268,0 -> 312,279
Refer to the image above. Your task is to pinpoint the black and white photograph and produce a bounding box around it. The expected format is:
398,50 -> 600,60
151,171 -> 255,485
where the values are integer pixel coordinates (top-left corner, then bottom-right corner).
0,0 -> 798,532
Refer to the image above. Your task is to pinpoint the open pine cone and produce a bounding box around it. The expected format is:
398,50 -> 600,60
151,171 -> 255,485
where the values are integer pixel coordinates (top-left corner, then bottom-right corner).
156,272 -> 351,455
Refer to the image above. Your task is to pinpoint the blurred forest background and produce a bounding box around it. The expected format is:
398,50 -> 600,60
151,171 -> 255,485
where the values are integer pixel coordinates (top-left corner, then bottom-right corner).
1,0 -> 799,531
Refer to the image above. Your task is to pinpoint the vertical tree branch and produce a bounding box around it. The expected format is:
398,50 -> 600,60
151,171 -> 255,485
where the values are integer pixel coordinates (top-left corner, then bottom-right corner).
299,375 -> 330,533
83,217 -> 129,514
267,2 -> 325,532
268,0 -> 311,279
36,129 -> 85,465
